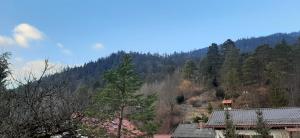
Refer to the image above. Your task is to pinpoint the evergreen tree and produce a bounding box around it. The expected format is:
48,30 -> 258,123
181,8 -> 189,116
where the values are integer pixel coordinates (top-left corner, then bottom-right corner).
221,39 -> 236,58
224,109 -> 237,138
0,52 -> 10,128
266,41 -> 292,107
131,94 -> 159,136
199,57 -> 209,84
272,40 -> 293,74
216,87 -> 225,99
92,55 -> 158,138
183,60 -> 197,81
207,102 -> 213,114
223,68 -> 240,98
293,44 -> 300,105
220,39 -> 241,96
266,63 -> 288,107
242,56 -> 258,85
253,45 -> 272,85
270,82 -> 288,107
0,52 -> 10,91
255,110 -> 270,138
206,43 -> 222,87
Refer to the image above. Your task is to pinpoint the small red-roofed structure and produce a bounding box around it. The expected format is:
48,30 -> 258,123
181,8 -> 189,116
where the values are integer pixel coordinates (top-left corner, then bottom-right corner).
222,99 -> 232,104
222,99 -> 232,110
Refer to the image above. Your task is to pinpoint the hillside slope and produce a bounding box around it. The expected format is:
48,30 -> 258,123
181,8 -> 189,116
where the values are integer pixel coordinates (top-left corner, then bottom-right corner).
50,31 -> 300,91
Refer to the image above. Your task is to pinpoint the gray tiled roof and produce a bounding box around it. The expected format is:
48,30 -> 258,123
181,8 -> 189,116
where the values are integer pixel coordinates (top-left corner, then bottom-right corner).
172,124 -> 215,138
206,107 -> 300,127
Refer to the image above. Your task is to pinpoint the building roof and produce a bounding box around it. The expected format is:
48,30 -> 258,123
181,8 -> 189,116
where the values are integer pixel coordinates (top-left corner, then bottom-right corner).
222,100 -> 232,104
206,107 -> 300,128
172,124 -> 215,138
154,134 -> 171,138
286,128 -> 300,132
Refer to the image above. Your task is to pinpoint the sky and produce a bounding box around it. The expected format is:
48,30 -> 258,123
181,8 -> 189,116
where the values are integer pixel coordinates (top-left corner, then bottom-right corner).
1,0 -> 300,79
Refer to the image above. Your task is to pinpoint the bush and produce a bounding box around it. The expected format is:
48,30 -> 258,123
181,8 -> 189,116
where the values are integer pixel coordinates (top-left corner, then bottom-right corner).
201,114 -> 209,123
193,116 -> 202,123
78,124 -> 109,137
192,114 -> 209,123
207,102 -> 213,114
176,95 -> 185,104
216,87 -> 225,99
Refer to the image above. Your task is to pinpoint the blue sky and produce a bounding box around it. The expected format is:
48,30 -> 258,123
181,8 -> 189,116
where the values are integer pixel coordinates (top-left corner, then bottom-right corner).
1,0 -> 300,74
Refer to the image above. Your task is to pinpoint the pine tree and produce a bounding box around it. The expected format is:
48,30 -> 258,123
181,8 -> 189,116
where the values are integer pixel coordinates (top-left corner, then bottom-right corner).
183,60 -> 197,81
206,43 -> 222,87
223,68 -> 240,98
270,84 -> 288,107
266,41 -> 291,107
266,64 -> 288,107
199,57 -> 209,84
224,109 -> 237,138
221,39 -> 236,58
92,55 -> 158,138
131,94 -> 159,136
0,52 -> 11,134
253,45 -> 272,85
220,39 -> 241,96
0,52 -> 10,91
242,56 -> 258,85
272,40 -> 293,73
293,44 -> 300,105
255,110 -> 270,138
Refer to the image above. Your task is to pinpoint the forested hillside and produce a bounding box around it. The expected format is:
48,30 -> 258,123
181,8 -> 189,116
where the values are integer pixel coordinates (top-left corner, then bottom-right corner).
1,31 -> 300,137
235,31 -> 300,52
52,31 -> 300,92
194,39 -> 300,107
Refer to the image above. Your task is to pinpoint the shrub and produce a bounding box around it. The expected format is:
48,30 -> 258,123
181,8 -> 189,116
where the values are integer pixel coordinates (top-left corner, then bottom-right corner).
216,87 -> 225,99
176,95 -> 185,104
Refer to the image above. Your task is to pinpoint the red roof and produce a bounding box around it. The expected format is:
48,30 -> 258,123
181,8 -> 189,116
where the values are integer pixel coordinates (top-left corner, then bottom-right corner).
222,99 -> 232,104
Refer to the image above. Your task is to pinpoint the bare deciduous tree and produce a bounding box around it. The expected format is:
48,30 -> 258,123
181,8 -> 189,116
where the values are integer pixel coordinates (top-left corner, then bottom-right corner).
0,60 -> 80,137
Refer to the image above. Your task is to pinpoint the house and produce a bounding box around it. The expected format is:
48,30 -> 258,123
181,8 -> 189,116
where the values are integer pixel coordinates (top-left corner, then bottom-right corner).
171,123 -> 215,138
206,107 -> 300,138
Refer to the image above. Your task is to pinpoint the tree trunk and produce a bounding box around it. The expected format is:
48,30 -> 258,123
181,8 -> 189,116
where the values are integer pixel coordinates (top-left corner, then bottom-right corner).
117,107 -> 124,138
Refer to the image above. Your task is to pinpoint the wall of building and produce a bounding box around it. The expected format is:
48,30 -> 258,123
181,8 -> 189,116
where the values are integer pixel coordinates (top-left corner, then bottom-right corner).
215,129 -> 290,138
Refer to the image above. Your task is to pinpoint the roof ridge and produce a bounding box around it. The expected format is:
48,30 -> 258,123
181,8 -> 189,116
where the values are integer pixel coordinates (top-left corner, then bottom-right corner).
212,107 -> 300,112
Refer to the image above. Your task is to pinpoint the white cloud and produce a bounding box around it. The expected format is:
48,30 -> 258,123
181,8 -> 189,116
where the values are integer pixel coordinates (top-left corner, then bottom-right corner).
92,43 -> 104,50
0,36 -> 15,46
13,23 -> 44,47
0,23 -> 44,48
8,60 -> 66,87
57,43 -> 72,56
